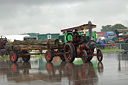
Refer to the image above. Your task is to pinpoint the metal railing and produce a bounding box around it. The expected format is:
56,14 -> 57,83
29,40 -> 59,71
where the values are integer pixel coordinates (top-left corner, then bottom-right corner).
96,43 -> 128,50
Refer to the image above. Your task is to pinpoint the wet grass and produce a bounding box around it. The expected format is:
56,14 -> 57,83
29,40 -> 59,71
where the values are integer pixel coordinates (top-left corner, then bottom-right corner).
0,54 -> 44,60
101,48 -> 124,53
0,55 -> 9,60
31,55 -> 44,58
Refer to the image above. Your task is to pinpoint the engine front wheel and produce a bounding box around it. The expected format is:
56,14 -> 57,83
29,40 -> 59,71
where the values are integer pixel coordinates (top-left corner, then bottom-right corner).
64,43 -> 75,63
97,49 -> 103,62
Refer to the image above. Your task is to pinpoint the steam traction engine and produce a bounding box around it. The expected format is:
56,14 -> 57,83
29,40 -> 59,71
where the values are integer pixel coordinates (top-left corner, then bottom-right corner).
61,21 -> 103,63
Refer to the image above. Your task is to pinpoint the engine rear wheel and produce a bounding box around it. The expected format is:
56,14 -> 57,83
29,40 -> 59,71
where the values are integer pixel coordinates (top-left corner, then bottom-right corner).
64,43 -> 75,63
97,49 -> 103,62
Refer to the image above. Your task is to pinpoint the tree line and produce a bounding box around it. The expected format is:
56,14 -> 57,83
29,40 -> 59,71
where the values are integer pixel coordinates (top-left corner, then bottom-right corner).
101,24 -> 128,32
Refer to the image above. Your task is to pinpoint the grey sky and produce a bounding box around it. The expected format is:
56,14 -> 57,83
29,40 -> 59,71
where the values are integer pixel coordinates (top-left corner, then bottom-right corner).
0,0 -> 128,35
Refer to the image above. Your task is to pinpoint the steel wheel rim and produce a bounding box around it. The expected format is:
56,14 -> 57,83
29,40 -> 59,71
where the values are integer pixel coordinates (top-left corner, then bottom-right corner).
46,53 -> 50,60
97,50 -> 102,60
11,54 -> 15,61
65,45 -> 71,61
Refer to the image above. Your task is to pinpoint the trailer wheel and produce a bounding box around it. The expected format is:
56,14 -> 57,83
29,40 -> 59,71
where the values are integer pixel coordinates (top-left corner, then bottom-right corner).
22,55 -> 30,62
81,50 -> 87,62
45,51 -> 53,62
64,43 -> 75,63
22,51 -> 30,62
10,52 -> 18,63
97,49 -> 103,62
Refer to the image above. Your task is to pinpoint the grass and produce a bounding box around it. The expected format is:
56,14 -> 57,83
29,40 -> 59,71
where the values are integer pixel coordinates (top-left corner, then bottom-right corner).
0,54 -> 44,60
31,55 -> 44,58
101,48 -> 124,53
0,55 -> 9,60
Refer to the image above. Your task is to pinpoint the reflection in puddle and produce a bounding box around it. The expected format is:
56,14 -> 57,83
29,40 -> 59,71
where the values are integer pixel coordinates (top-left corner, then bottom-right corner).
0,57 -> 104,85
118,52 -> 128,72
64,62 -> 103,85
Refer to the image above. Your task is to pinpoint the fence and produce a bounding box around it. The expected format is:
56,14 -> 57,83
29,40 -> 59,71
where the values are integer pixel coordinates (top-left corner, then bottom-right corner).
96,43 -> 128,50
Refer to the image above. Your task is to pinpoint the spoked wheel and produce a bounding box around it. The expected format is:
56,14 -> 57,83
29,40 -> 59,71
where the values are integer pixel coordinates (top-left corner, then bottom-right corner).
22,51 -> 30,62
81,50 -> 87,62
10,52 -> 18,63
45,51 -> 53,62
97,49 -> 103,62
64,43 -> 75,63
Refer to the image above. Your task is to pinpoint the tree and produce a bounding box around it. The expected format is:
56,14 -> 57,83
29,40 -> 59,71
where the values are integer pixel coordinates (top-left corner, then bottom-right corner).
101,24 -> 127,32
111,24 -> 127,32
101,25 -> 112,32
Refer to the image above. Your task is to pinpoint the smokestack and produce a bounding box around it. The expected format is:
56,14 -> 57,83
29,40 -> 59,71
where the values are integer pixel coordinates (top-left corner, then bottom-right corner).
88,21 -> 92,39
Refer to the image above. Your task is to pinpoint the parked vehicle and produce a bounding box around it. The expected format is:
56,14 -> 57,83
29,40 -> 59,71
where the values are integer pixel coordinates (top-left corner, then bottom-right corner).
96,31 -> 115,44
115,29 -> 128,43
5,39 -> 64,63
61,21 -> 103,63
115,29 -> 128,50
0,21 -> 103,63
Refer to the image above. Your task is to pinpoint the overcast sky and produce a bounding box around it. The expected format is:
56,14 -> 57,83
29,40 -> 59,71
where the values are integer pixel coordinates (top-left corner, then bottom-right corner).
0,0 -> 128,35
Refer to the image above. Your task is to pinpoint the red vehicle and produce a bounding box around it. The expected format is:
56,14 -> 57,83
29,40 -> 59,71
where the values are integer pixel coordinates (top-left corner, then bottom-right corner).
61,21 -> 103,63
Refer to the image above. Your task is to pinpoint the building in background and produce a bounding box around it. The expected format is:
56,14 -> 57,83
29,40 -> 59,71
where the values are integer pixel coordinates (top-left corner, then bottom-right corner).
37,33 -> 60,40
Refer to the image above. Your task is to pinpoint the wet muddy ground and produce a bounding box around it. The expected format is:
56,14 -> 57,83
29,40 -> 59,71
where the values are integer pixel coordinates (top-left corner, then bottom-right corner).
0,52 -> 128,85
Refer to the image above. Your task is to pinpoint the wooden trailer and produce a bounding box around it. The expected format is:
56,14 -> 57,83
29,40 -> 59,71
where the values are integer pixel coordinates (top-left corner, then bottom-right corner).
5,39 -> 65,63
